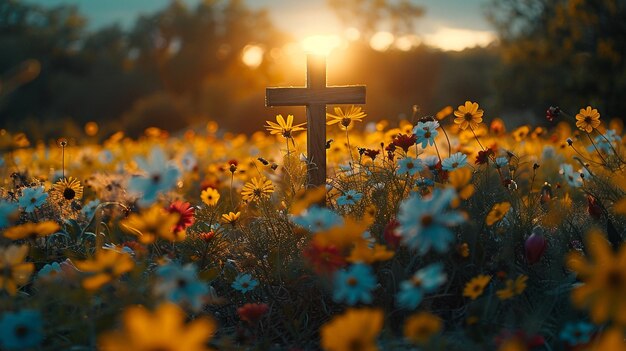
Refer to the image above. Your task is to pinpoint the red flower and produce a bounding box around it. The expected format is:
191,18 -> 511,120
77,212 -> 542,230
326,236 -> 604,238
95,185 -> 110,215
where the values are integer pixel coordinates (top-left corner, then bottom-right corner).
199,231 -> 216,242
167,200 -> 195,233
546,106 -> 560,122
237,303 -> 269,324
475,149 -> 494,165
364,149 -> 380,160
392,133 -> 417,152
383,219 -> 401,249
303,243 -> 346,274
385,144 -> 396,161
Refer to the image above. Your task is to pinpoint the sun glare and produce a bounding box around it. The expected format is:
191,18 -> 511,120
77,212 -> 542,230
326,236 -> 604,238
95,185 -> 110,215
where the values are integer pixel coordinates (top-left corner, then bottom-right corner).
241,44 -> 264,68
300,35 -> 342,56
369,31 -> 395,52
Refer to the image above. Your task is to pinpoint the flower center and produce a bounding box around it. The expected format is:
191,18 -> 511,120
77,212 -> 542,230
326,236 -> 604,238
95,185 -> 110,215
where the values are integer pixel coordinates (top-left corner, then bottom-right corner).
347,276 -> 358,286
341,117 -> 352,127
411,277 -> 422,287
151,174 -> 161,183
14,325 -> 28,338
464,113 -> 474,121
584,116 -> 592,124
242,282 -> 249,289
63,187 -> 76,200
407,162 -> 414,169
606,269 -> 623,290
421,214 -> 434,227
176,278 -> 187,289
452,162 -> 459,168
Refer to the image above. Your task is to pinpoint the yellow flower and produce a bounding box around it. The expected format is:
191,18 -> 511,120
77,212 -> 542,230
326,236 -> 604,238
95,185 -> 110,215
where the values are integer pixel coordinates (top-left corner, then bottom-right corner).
590,328 -> 626,351
326,105 -> 367,130
575,106 -> 601,133
201,188 -> 220,206
486,202 -> 511,226
221,211 -> 241,226
51,177 -> 83,202
3,221 -> 60,240
453,101 -> 483,130
496,275 -> 528,300
320,308 -> 383,351
567,229 -> 626,325
403,311 -> 442,345
120,205 -> 181,243
463,275 -> 492,300
498,337 -> 528,351
313,217 -> 369,252
0,245 -> 34,295
74,249 -> 134,290
289,186 -> 326,215
448,168 -> 475,207
241,177 -> 274,202
265,114 -> 306,139
98,303 -> 216,351
347,243 -> 394,264
436,106 -> 453,120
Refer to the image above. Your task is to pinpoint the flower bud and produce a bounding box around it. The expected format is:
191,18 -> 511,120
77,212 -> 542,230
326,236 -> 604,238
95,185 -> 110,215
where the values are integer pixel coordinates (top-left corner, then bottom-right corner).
525,226 -> 547,265
383,218 -> 401,249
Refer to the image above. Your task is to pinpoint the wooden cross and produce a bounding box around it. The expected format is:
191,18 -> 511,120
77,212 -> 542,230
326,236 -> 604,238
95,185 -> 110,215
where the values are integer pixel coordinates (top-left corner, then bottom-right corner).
266,54 -> 366,187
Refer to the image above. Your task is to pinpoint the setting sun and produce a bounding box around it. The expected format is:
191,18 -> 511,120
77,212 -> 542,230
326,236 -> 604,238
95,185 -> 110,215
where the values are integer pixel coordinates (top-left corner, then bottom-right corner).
300,34 -> 343,56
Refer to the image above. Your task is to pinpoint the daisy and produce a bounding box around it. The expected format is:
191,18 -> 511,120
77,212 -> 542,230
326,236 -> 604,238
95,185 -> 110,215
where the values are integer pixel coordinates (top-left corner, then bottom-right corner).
337,189 -> 362,206
413,120 -> 440,148
265,114 -> 306,139
575,106 -> 601,133
441,152 -> 468,171
18,186 -> 47,213
326,105 -> 367,130
397,157 -> 424,176
0,310 -> 44,350
397,188 -> 465,254
155,262 -> 209,312
232,273 -> 258,294
453,101 -> 483,130
333,263 -> 377,305
397,263 -> 447,309
128,147 -> 180,207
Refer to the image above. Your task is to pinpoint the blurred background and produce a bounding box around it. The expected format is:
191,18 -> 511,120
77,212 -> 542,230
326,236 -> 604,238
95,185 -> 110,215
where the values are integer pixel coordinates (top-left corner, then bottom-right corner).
1,0 -> 624,140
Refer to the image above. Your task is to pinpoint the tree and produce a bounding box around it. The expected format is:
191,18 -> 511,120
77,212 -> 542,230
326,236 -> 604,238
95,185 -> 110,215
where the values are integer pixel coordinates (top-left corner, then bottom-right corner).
487,0 -> 626,119
326,0 -> 424,39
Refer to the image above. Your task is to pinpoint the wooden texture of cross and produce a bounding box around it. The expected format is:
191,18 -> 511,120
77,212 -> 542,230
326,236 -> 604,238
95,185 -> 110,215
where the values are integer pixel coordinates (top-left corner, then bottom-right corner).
266,54 -> 366,187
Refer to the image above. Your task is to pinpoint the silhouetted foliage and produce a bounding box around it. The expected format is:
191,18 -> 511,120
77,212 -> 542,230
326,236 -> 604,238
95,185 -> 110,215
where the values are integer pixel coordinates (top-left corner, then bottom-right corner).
487,0 -> 626,119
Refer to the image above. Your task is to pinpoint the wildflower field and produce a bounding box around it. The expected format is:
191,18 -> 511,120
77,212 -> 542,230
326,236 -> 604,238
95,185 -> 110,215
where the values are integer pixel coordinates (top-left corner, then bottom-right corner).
2,102 -> 626,350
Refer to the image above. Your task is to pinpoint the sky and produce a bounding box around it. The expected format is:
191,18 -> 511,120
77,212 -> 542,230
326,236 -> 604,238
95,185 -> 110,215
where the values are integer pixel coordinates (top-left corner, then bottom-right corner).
26,0 -> 495,51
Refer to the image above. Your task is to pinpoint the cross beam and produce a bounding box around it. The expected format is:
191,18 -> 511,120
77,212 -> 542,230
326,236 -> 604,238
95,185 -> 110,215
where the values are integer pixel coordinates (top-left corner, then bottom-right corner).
266,54 -> 366,187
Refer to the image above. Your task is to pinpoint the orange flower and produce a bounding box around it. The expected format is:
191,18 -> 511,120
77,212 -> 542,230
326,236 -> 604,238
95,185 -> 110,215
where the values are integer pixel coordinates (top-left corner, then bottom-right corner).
98,303 -> 216,351
74,249 -> 134,290
463,275 -> 492,300
575,106 -> 601,133
567,229 -> 626,325
3,221 -> 60,240
454,101 -> 483,130
0,245 -> 34,295
320,308 -> 383,351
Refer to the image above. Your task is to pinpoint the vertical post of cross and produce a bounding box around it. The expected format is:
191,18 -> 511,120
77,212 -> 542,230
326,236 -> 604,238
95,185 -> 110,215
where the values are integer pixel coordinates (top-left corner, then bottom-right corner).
266,54 -> 366,188
306,54 -> 327,188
